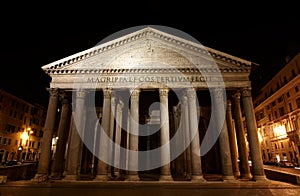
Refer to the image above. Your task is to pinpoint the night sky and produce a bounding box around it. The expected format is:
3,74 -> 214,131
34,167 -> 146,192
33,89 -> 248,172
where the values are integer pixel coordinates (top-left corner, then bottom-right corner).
1,3 -> 299,107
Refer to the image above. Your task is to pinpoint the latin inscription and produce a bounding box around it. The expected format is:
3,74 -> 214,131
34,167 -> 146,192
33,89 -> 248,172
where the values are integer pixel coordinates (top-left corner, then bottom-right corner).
87,76 -> 222,83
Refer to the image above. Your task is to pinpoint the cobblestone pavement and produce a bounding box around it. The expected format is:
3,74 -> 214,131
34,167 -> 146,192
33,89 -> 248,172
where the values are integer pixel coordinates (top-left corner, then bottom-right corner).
1,180 -> 300,196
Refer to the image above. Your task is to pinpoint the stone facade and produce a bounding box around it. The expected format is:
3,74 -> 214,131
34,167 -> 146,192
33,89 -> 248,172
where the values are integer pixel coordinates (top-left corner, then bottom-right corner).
33,27 -> 266,182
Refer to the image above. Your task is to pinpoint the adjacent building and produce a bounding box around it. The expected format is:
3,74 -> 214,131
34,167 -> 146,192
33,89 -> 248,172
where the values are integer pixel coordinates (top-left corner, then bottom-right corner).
0,89 -> 47,163
254,52 -> 300,166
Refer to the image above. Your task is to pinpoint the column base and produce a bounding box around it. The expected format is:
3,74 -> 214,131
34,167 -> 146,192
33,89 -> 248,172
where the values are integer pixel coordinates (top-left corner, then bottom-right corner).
93,175 -> 109,181
125,174 -> 140,181
63,175 -> 78,181
50,172 -> 63,180
233,171 -> 240,178
31,174 -> 49,182
191,175 -> 206,182
222,175 -> 236,182
239,173 -> 252,181
253,175 -> 269,182
159,175 -> 173,181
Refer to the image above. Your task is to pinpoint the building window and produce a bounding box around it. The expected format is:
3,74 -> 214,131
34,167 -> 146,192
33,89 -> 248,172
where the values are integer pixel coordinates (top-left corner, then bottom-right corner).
277,82 -> 280,90
296,97 -> 300,108
278,96 -> 283,103
8,139 -> 11,145
15,140 -> 18,146
292,69 -> 296,77
281,142 -> 284,148
32,141 -> 35,148
279,107 -> 285,116
286,91 -> 290,98
283,76 -> 287,84
289,103 -> 293,112
275,143 -> 278,149
272,101 -> 276,107
9,110 -> 13,116
274,111 -> 278,119
268,114 -> 272,121
296,86 -> 299,93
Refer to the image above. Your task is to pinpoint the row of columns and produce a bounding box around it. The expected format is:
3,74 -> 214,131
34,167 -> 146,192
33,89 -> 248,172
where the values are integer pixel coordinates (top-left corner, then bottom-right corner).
33,87 -> 266,182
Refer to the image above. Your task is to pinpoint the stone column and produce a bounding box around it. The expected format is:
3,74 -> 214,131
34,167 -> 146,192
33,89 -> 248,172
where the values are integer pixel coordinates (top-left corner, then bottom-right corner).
33,88 -> 59,180
186,88 -> 205,182
226,100 -> 240,178
64,90 -> 87,180
183,95 -> 192,180
159,88 -> 173,181
126,89 -> 140,181
51,94 -> 71,179
94,88 -> 111,181
108,95 -> 116,178
241,87 -> 267,181
212,88 -> 234,181
232,92 -> 251,180
114,100 -> 124,178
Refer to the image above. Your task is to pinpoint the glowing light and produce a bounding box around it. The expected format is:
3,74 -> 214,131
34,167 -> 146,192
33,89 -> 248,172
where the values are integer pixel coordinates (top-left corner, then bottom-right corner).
258,130 -> 263,143
273,125 -> 287,139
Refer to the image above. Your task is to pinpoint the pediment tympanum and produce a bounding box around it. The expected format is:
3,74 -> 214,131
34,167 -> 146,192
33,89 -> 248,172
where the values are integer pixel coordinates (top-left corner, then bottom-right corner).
42,27 -> 254,89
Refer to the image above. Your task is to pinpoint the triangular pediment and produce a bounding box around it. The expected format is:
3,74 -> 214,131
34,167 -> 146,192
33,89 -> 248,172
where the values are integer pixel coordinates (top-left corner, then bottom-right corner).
43,27 -> 254,89
42,27 -> 253,74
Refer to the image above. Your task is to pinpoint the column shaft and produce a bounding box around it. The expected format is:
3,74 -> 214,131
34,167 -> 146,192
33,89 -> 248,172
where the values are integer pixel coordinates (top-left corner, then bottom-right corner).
212,88 -> 234,180
126,89 -> 140,181
186,88 -> 205,182
34,88 -> 59,180
232,92 -> 251,179
51,95 -> 71,179
108,96 -> 116,178
159,88 -> 173,181
241,87 -> 266,181
114,100 -> 123,178
226,100 -> 240,178
64,90 -> 86,180
183,95 -> 192,180
95,88 -> 111,181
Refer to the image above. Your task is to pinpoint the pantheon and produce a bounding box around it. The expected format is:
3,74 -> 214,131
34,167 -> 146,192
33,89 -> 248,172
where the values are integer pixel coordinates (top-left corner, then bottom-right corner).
33,26 -> 266,182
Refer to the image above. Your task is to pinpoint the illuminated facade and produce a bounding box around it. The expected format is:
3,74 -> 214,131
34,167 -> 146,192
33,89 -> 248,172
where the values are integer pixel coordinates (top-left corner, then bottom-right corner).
0,89 -> 46,163
33,27 -> 267,182
254,52 -> 300,166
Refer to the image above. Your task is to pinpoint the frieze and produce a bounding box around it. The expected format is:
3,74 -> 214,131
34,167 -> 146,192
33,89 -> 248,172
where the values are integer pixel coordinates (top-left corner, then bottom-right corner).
86,75 -> 223,84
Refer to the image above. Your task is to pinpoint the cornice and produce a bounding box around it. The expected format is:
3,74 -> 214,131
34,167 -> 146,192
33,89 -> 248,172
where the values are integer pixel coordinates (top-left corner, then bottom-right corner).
42,27 -> 253,73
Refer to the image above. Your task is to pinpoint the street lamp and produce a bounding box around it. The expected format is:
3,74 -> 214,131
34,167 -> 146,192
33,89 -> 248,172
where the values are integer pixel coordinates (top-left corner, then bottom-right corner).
19,127 -> 33,161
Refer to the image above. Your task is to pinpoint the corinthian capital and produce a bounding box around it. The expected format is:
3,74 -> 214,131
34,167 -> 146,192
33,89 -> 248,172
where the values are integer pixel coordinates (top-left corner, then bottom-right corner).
241,87 -> 252,97
212,87 -> 225,99
103,88 -> 112,99
159,88 -> 169,98
76,89 -> 87,99
186,88 -> 196,98
130,88 -> 140,98
48,88 -> 59,97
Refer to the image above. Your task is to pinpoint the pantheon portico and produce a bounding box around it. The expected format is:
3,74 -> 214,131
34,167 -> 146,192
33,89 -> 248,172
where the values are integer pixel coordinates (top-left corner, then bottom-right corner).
33,27 -> 266,182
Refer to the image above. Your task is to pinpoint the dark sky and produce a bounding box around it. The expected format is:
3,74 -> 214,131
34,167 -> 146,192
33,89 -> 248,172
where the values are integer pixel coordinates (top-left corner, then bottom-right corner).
1,3 -> 299,106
